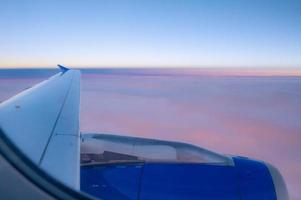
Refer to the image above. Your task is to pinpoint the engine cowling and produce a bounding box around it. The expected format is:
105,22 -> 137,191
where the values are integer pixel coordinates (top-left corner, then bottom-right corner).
80,134 -> 289,200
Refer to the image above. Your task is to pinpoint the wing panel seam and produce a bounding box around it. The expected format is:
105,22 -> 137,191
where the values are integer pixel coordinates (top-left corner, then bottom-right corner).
38,72 -> 75,165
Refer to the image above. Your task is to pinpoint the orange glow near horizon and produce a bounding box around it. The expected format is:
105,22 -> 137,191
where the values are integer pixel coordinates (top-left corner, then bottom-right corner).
1,65 -> 301,76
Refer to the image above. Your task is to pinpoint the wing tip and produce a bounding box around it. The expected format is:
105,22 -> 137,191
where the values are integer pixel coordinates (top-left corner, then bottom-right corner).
57,64 -> 70,73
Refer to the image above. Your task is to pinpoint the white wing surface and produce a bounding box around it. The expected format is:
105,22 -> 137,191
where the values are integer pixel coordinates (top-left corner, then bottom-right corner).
0,68 -> 80,189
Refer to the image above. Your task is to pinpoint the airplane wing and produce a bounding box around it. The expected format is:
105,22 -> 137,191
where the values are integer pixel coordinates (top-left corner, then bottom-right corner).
0,66 -> 81,189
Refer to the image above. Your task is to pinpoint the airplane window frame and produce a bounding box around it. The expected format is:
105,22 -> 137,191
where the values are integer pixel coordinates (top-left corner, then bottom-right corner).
0,127 -> 97,200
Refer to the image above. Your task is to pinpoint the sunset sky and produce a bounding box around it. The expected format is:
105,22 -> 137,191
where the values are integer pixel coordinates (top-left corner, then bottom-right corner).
0,0 -> 301,68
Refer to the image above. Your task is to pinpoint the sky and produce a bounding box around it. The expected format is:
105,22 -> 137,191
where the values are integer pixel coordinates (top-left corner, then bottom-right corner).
0,69 -> 300,199
0,0 -> 301,68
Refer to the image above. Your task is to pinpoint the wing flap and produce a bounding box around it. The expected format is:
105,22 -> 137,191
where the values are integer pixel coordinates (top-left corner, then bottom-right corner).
40,134 -> 80,188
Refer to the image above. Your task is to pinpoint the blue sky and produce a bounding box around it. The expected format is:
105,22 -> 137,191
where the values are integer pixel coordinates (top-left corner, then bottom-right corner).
0,0 -> 301,68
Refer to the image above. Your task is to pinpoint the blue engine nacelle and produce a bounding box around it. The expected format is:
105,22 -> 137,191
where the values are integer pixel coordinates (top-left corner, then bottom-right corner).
80,134 -> 289,200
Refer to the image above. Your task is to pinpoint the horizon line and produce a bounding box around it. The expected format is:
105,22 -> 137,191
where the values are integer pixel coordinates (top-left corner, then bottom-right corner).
1,66 -> 301,77
0,64 -> 301,69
